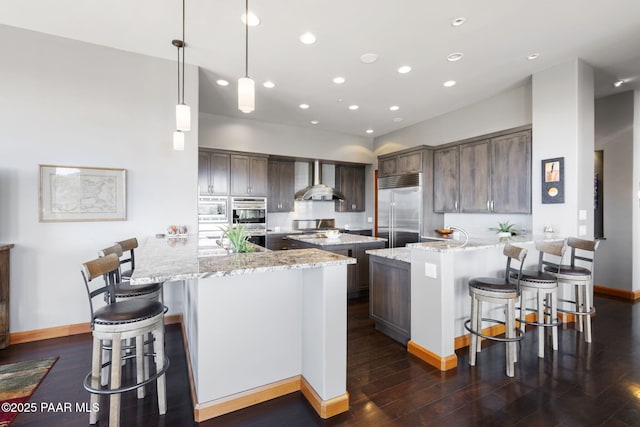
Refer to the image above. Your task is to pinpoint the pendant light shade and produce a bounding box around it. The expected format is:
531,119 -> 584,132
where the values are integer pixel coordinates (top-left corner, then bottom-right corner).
238,0 -> 255,113
176,103 -> 191,131
238,77 -> 255,113
173,130 -> 185,151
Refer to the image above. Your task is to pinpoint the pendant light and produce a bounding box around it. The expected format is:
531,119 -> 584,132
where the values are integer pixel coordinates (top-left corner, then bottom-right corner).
172,0 -> 189,151
238,0 -> 255,113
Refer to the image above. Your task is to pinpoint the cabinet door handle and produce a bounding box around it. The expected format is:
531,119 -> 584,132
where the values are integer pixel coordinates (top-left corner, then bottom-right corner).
490,200 -> 494,211
454,200 -> 458,211
486,200 -> 490,211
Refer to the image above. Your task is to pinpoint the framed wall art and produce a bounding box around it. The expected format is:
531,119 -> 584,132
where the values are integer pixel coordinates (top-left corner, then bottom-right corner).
541,157 -> 564,204
39,164 -> 127,222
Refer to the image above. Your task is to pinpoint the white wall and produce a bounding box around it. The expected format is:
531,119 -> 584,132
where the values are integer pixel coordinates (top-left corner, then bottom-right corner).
199,112 -> 376,228
594,92 -> 634,290
374,82 -> 532,154
0,25 -> 199,333
531,59 -> 594,238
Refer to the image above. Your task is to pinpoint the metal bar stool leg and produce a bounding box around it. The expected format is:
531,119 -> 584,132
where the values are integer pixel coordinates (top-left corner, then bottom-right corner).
136,335 -> 145,399
506,299 -> 516,377
550,289 -> 558,351
469,295 -> 478,366
584,283 -> 592,343
536,289 -> 545,358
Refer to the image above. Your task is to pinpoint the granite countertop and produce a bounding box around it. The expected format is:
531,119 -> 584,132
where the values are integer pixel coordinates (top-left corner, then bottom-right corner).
286,233 -> 386,246
0,244 -> 14,251
407,234 -> 559,253
366,247 -> 411,263
130,235 -> 355,284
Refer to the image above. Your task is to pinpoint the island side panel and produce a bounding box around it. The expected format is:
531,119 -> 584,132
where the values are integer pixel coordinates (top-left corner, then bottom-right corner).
183,279 -> 200,393
301,265 -> 347,400
410,250 -> 456,363
195,270 -> 304,402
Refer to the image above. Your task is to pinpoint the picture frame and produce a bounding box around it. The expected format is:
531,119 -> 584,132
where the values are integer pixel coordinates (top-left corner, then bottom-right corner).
541,157 -> 564,204
39,164 -> 127,222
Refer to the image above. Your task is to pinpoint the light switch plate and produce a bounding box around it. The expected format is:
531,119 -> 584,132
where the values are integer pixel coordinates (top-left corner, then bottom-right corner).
424,262 -> 437,278
579,225 -> 587,236
367,217 -> 373,223
579,210 -> 587,220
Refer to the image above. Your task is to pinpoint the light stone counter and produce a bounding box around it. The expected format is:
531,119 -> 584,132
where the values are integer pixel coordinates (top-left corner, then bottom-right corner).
286,233 -> 386,246
407,235 -> 537,253
366,247 -> 411,263
131,235 -> 355,285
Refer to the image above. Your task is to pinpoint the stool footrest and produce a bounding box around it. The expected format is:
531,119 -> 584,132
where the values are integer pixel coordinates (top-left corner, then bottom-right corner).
517,306 -> 562,327
464,318 -> 525,343
556,298 -> 595,317
83,354 -> 169,395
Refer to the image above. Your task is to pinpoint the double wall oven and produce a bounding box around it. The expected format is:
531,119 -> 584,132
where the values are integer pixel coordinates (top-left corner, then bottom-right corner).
231,197 -> 267,247
198,196 -> 267,247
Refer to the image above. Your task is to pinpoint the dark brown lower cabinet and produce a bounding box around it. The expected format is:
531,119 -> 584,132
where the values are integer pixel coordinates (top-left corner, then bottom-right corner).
369,255 -> 410,345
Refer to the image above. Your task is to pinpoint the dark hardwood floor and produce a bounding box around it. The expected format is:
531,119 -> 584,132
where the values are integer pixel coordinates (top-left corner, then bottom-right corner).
3,295 -> 640,426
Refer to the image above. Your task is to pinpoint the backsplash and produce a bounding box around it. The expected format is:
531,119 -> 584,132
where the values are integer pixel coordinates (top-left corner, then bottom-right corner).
268,201 -> 368,230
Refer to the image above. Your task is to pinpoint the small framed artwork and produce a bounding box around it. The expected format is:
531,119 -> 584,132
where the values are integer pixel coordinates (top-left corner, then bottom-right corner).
39,164 -> 127,222
541,157 -> 564,204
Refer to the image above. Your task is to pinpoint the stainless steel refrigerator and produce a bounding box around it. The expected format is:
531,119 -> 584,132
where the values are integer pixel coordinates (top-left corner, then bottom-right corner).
378,173 -> 422,248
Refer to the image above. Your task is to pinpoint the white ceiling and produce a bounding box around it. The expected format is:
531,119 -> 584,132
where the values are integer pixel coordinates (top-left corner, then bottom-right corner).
2,0 -> 640,137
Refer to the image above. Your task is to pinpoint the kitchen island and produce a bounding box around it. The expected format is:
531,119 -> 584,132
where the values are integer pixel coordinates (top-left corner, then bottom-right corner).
287,233 -> 386,297
406,236 -> 543,371
131,236 -> 355,422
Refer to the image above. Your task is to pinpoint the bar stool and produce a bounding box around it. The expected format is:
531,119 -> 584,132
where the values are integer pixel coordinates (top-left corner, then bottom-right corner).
116,238 -> 138,280
513,241 -> 567,359
99,244 -> 162,302
465,244 -> 527,377
81,253 -> 168,427
544,237 -> 600,343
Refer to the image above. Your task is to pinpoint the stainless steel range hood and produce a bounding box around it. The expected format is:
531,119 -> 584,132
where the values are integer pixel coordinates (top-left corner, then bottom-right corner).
294,160 -> 345,200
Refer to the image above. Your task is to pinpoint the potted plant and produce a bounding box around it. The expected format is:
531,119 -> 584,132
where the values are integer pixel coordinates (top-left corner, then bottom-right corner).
489,221 -> 519,238
221,224 -> 255,253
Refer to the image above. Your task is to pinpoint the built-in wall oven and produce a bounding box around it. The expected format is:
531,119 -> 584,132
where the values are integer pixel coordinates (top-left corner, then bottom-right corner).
198,196 -> 230,245
231,197 -> 267,247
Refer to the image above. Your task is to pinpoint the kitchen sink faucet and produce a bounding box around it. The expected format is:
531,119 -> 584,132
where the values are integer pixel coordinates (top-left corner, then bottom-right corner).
446,225 -> 469,247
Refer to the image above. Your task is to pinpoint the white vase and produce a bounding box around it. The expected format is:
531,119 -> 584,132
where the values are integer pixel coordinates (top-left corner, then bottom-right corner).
497,232 -> 512,238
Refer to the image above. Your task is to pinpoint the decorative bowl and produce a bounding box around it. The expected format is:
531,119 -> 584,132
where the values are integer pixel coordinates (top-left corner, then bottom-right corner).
435,228 -> 454,236
324,229 -> 341,239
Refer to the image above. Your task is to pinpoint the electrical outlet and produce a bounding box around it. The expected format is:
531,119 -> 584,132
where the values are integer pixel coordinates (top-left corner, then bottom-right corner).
579,225 -> 587,236
424,262 -> 437,278
367,217 -> 373,223
579,210 -> 587,220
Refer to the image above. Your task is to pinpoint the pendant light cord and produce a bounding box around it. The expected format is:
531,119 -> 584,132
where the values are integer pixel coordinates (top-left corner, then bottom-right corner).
176,45 -> 181,104
245,0 -> 249,78
181,0 -> 186,104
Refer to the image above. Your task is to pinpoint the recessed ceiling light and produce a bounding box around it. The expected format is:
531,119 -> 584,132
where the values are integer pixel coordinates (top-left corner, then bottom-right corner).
613,79 -> 625,88
451,17 -> 466,27
527,53 -> 540,60
263,81 -> 275,89
333,76 -> 346,84
310,120 -> 319,125
365,129 -> 374,134
389,105 -> 399,111
349,105 -> 359,110
360,53 -> 379,64
447,52 -> 464,62
393,117 -> 403,122
299,104 -> 310,109
443,80 -> 457,87
241,12 -> 260,26
299,32 -> 316,44
398,65 -> 412,74
216,79 -> 229,86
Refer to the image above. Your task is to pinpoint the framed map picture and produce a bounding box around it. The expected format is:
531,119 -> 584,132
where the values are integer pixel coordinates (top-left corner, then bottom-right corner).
39,165 -> 127,222
541,157 -> 564,204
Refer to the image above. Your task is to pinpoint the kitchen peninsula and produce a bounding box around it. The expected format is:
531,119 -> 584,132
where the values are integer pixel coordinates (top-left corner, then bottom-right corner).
370,236 -> 544,371
130,236 -> 355,422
